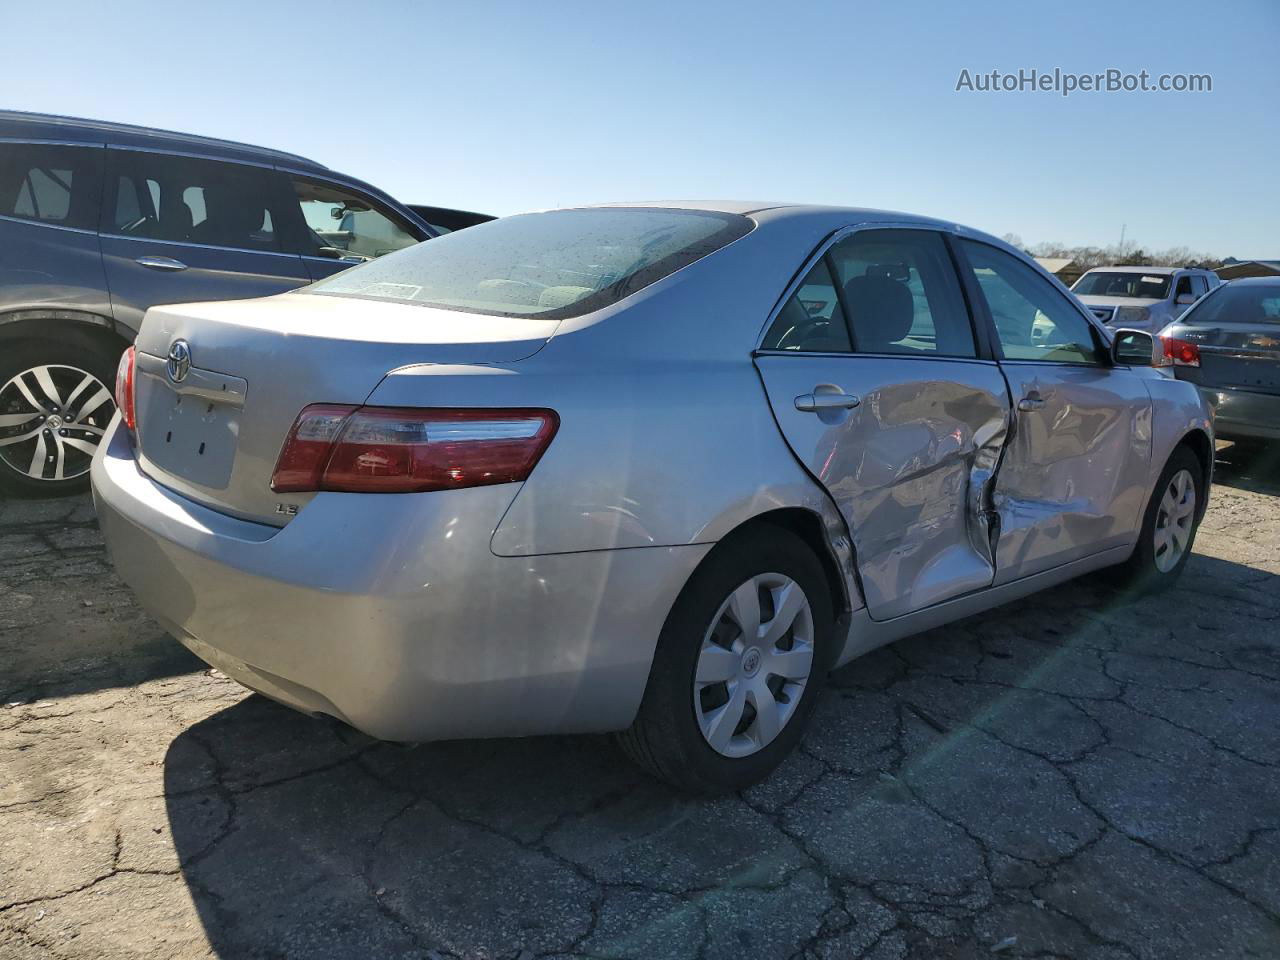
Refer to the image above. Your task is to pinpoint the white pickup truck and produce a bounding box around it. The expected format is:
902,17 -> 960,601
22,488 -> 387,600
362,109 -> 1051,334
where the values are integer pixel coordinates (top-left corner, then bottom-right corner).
1071,265 -> 1221,332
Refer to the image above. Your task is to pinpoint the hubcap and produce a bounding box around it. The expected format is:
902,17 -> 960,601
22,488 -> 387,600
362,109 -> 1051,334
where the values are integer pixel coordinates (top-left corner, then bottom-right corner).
693,572 -> 815,759
1154,468 -> 1196,573
0,364 -> 114,482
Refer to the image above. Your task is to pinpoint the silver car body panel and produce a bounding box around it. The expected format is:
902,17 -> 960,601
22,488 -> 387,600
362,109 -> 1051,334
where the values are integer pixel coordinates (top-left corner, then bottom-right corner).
989,360 -> 1153,583
93,202 -> 1214,742
94,422 -> 710,740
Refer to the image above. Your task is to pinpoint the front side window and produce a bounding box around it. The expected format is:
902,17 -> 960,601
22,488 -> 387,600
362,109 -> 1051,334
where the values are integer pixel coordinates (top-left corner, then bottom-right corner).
1073,271 -> 1172,300
105,150 -> 281,251
308,207 -> 753,319
0,143 -> 102,230
291,178 -> 419,261
960,240 -> 1101,364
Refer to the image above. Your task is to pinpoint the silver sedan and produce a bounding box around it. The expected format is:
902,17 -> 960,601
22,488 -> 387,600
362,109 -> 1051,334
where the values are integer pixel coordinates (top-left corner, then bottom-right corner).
92,202 -> 1213,792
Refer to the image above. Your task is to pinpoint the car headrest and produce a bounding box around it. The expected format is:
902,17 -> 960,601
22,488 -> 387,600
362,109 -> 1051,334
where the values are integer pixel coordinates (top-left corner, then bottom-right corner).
843,275 -> 914,349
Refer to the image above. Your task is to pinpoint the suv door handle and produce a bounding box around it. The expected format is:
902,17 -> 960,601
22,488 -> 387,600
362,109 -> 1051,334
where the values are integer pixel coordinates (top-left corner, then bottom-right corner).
1017,392 -> 1046,412
135,256 -> 187,272
795,392 -> 861,413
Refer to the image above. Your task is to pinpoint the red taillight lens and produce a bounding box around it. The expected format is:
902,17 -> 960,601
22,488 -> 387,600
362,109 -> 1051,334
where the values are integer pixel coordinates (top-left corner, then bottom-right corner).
114,346 -> 136,431
1160,336 -> 1201,367
271,406 -> 559,494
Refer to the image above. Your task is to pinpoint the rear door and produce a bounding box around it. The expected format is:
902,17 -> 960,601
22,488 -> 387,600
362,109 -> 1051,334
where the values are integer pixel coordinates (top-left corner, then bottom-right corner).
953,238 -> 1152,584
98,149 -> 310,331
755,227 -> 1012,620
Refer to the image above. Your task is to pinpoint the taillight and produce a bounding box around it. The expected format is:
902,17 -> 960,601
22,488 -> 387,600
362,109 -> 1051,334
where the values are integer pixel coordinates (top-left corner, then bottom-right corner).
114,346 -> 136,430
1160,336 -> 1201,367
271,406 -> 559,494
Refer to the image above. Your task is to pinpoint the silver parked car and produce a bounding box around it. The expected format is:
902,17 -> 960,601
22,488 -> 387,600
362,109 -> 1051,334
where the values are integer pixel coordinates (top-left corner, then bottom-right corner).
1072,265 -> 1220,332
92,203 -> 1214,792
1160,277 -> 1280,452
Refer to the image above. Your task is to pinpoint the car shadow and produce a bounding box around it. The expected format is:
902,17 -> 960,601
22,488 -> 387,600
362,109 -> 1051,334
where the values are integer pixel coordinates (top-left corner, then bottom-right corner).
1213,440 -> 1280,496
163,550 -> 1280,958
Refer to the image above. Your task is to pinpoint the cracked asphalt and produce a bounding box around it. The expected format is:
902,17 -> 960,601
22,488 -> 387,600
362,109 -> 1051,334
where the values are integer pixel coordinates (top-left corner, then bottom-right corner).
1,446 -> 1278,959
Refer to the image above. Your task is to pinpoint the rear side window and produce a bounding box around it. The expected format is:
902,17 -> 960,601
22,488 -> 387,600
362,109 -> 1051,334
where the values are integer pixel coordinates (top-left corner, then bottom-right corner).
828,230 -> 975,357
104,150 -> 282,251
307,207 -> 753,320
761,258 -> 851,352
0,143 -> 103,231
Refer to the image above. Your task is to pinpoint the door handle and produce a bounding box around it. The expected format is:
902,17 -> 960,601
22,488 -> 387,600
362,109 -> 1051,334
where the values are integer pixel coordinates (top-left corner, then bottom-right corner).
1017,393 -> 1046,412
795,392 -> 861,413
135,256 -> 187,272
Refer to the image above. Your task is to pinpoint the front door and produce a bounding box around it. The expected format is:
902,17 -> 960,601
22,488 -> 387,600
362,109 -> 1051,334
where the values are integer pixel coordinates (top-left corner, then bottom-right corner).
99,148 -> 309,332
756,228 -> 1012,620
953,238 -> 1152,584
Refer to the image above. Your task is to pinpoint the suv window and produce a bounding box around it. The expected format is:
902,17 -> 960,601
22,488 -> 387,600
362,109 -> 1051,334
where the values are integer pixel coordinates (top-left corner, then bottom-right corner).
827,230 -> 975,357
105,150 -> 282,251
761,258 -> 851,352
959,240 -> 1101,364
1190,274 -> 1209,297
0,143 -> 102,231
290,177 -> 419,261
1175,275 -> 1195,299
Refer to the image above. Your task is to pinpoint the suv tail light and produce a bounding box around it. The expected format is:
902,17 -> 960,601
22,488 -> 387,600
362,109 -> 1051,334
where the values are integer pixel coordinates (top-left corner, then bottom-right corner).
114,346 -> 136,431
1160,335 -> 1201,368
271,405 -> 559,494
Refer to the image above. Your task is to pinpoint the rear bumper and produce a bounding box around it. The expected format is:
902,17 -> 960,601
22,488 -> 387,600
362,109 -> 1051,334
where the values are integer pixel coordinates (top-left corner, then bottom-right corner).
90,417 -> 709,741
1199,386 -> 1280,441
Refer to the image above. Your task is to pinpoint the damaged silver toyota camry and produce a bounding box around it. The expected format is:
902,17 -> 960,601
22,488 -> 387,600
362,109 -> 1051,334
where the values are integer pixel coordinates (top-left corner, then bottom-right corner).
92,202 -> 1213,792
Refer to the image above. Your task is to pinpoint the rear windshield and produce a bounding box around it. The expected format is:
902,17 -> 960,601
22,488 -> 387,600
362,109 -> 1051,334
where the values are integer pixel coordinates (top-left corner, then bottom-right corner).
1184,283 -> 1280,325
1072,271 -> 1171,299
306,207 -> 753,319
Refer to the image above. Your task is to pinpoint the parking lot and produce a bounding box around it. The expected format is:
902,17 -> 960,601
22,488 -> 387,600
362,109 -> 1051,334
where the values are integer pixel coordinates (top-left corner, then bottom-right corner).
0,447 -> 1277,960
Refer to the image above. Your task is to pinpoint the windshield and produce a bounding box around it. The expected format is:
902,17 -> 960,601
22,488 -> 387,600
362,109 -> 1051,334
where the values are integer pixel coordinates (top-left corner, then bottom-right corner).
1072,271 -> 1171,299
306,207 -> 753,319
1183,282 -> 1280,325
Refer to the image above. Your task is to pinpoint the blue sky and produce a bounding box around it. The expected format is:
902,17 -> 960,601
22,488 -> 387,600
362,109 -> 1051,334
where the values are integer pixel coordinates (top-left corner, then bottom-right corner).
9,0 -> 1278,255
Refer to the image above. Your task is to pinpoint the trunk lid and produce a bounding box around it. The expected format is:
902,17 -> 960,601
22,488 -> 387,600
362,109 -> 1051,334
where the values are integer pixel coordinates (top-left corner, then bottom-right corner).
132,292 -> 557,524
1174,321 -> 1280,397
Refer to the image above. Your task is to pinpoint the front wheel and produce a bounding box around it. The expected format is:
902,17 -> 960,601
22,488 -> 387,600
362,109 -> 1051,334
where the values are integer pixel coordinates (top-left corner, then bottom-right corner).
1113,446 -> 1204,592
617,526 -> 836,793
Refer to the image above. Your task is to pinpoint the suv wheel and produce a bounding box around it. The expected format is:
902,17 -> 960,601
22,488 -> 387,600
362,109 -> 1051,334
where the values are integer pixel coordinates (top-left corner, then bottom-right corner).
0,340 -> 120,498
617,526 -> 835,793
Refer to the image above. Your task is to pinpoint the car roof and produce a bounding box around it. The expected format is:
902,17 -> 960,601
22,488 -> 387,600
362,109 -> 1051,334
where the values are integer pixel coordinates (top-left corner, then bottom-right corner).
0,110 -> 328,172
1226,276 -> 1280,286
1080,265 -> 1193,275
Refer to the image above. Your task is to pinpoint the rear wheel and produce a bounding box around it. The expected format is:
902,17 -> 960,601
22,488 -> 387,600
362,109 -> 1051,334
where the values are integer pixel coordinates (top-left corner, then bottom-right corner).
0,340 -> 120,498
1113,446 -> 1203,593
617,527 -> 835,793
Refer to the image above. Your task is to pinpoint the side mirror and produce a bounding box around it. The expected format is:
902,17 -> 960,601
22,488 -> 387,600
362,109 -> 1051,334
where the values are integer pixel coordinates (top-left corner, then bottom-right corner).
1176,292 -> 1197,306
1112,328 -> 1163,366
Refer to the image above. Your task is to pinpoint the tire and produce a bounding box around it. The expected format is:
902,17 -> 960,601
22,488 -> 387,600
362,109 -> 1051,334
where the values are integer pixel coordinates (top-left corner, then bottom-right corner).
1112,446 -> 1204,593
0,338 -> 121,498
617,526 -> 836,793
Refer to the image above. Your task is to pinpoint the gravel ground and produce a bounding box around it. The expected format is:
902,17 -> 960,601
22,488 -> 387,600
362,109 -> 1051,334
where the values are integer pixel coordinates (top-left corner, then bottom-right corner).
1,447 -> 1278,960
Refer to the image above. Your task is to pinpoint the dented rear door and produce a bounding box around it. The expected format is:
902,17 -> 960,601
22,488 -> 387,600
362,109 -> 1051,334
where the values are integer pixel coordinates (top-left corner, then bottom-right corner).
755,227 -> 1012,621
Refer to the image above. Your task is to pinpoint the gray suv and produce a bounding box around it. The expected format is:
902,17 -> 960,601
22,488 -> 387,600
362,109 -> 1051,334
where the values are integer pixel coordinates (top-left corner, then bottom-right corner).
0,111 -> 437,496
